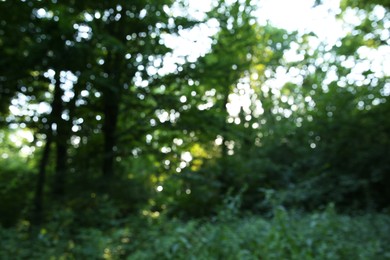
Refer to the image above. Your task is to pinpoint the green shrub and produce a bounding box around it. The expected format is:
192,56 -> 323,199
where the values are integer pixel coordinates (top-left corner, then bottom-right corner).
1,206 -> 390,260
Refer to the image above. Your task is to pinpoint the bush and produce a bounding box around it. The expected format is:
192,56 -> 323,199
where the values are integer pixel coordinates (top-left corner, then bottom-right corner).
2,206 -> 389,259
127,206 -> 390,259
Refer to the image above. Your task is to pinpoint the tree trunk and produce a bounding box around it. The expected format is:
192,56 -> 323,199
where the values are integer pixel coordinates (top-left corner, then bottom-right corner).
102,89 -> 119,177
54,136 -> 67,196
52,73 -> 67,197
32,72 -> 68,225
101,52 -> 121,178
32,129 -> 52,226
219,86 -> 230,194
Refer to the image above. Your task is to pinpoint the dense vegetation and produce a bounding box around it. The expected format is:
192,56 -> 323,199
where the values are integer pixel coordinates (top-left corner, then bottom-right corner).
2,204 -> 390,259
1,0 -> 389,259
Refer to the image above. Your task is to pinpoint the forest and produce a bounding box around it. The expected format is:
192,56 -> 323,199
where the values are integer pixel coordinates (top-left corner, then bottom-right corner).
0,0 -> 390,259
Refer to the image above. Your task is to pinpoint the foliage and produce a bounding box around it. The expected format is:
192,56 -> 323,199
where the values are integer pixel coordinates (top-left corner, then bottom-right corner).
1,206 -> 390,259
0,0 -> 389,257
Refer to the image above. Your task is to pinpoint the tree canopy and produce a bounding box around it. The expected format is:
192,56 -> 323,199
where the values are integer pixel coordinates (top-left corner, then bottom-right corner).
0,0 -> 389,258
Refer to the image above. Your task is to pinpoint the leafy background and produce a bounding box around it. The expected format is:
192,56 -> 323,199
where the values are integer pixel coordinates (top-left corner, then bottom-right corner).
0,0 -> 389,258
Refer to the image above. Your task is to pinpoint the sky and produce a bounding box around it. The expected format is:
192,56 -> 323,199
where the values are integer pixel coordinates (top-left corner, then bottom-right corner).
256,0 -> 342,38
162,0 -> 347,75
186,0 -> 342,32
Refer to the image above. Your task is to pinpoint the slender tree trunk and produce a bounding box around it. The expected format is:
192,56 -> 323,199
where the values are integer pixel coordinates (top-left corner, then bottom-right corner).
32,130 -> 52,226
219,86 -> 230,194
101,52 -> 121,178
54,137 -> 67,196
52,73 -> 67,197
102,89 -> 119,177
32,73 -> 67,225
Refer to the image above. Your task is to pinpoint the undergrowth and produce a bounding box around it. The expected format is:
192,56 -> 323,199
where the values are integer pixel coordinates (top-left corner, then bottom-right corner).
1,204 -> 390,260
